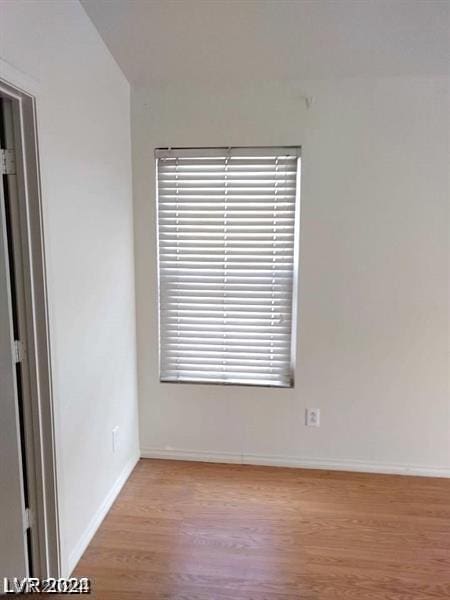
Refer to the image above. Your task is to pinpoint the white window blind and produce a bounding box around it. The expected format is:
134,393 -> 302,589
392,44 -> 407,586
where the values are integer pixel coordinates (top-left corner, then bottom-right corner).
156,147 -> 301,388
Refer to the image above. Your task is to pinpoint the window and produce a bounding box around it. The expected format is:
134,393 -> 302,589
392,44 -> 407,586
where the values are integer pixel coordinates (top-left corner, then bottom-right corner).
155,147 -> 301,388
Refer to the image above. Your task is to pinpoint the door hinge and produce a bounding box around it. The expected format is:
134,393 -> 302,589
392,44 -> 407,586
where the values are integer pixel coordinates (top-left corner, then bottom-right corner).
13,340 -> 25,364
0,148 -> 16,175
24,508 -> 33,530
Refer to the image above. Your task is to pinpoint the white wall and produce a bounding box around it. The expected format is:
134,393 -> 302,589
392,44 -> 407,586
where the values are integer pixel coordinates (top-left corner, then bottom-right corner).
0,0 -> 139,575
133,76 -> 449,476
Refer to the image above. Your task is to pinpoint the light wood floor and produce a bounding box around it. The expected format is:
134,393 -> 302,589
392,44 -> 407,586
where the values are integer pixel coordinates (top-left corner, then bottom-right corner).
74,459 -> 450,599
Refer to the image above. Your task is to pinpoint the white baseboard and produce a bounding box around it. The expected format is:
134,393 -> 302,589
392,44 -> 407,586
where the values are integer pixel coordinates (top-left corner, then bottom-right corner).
141,447 -> 450,478
67,452 -> 139,575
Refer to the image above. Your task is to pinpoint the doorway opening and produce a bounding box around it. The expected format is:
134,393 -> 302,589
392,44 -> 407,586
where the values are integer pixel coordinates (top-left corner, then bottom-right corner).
0,79 -> 60,579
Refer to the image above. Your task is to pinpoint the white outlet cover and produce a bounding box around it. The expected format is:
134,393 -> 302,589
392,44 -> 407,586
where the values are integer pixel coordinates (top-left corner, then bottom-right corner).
112,426 -> 119,452
305,408 -> 320,427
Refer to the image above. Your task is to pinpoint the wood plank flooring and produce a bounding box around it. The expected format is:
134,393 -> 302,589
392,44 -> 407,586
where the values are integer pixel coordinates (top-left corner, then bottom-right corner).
74,459 -> 450,599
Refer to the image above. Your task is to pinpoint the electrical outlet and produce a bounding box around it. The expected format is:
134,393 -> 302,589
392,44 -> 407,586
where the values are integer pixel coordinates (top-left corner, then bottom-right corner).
305,408 -> 320,427
112,426 -> 119,453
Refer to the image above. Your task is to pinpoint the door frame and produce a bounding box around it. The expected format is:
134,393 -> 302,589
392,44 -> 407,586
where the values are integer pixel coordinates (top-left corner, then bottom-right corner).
0,69 -> 60,579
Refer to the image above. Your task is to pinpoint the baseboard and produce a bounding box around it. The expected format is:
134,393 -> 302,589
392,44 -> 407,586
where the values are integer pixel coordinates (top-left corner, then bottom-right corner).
141,447 -> 450,478
67,452 -> 139,575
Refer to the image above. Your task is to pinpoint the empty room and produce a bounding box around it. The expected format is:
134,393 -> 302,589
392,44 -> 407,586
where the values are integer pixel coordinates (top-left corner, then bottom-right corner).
0,0 -> 449,598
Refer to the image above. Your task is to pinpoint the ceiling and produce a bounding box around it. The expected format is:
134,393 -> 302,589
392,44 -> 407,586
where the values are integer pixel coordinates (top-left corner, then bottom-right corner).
81,0 -> 449,85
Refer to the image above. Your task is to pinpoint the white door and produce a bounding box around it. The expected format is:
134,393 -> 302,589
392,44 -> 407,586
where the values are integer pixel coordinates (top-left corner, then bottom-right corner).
0,111 -> 29,579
